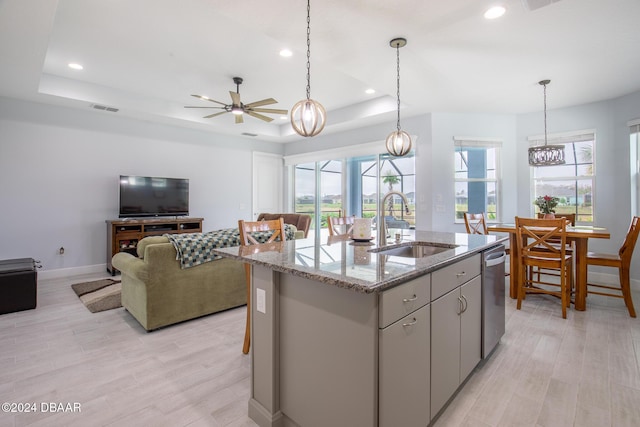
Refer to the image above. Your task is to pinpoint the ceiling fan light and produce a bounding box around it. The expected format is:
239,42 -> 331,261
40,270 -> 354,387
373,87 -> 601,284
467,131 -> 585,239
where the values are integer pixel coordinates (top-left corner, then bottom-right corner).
231,106 -> 243,115
291,99 -> 326,137
385,130 -> 412,157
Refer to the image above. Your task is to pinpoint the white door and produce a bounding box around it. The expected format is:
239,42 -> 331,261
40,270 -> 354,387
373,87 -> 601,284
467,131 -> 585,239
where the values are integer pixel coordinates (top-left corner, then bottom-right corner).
252,152 -> 283,218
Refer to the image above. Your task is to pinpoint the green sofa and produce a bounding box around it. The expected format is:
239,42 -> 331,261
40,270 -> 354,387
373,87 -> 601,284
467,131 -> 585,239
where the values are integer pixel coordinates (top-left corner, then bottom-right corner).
111,235 -> 246,331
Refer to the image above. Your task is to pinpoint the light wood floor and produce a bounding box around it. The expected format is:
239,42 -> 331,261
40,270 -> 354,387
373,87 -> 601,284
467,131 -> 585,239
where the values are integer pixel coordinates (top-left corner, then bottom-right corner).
1,273 -> 639,427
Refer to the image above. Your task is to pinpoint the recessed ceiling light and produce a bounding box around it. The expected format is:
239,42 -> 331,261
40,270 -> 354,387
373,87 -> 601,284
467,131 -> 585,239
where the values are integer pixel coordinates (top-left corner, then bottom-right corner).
279,49 -> 293,57
484,5 -> 506,19
68,63 -> 83,70
280,116 -> 288,120
365,88 -> 376,94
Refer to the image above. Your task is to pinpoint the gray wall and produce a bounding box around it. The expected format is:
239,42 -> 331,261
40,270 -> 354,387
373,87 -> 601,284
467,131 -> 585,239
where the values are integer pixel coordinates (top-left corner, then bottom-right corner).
0,97 -> 283,278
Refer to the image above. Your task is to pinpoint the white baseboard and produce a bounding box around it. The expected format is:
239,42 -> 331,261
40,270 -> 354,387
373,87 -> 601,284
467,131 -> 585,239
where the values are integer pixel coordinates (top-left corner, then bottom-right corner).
38,264 -> 110,281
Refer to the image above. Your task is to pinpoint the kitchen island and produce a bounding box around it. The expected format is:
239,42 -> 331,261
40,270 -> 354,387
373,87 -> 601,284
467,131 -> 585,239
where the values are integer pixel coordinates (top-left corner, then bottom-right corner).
213,230 -> 504,427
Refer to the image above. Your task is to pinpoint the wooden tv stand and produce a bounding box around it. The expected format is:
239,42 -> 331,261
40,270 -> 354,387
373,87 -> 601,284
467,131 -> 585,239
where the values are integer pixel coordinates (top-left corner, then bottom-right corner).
106,217 -> 203,275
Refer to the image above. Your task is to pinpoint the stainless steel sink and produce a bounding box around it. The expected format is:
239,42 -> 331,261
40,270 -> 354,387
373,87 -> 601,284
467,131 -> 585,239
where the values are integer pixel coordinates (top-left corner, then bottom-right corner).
371,242 -> 458,258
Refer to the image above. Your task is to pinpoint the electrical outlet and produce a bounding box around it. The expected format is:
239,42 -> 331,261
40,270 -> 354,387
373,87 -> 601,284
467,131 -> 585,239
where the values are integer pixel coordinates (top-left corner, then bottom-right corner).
256,288 -> 266,314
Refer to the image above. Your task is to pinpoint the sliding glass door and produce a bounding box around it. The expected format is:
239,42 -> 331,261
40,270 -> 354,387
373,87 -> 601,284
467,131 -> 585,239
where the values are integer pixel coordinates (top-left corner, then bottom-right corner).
293,152 -> 415,233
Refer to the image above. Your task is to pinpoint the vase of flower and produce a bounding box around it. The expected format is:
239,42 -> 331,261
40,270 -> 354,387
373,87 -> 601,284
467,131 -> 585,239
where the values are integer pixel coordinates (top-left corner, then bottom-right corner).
534,195 -> 559,216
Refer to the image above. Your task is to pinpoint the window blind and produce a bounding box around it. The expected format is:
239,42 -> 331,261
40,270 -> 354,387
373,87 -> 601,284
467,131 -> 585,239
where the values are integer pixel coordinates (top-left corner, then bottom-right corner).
528,129 -> 595,145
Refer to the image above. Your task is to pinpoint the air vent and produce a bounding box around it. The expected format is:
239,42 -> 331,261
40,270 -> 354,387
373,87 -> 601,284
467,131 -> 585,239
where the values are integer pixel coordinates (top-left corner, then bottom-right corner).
90,104 -> 119,113
522,0 -> 562,11
241,132 -> 258,137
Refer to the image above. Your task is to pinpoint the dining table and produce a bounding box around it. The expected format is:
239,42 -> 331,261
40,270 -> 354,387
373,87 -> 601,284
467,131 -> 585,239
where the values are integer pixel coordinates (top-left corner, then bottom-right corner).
488,223 -> 610,311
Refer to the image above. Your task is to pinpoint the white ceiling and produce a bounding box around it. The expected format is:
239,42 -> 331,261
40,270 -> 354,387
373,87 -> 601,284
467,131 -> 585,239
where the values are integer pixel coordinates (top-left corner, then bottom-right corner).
1,0 -> 639,143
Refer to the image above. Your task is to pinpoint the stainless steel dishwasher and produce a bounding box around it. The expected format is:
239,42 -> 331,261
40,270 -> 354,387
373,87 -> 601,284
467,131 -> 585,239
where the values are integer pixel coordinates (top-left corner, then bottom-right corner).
481,244 -> 506,359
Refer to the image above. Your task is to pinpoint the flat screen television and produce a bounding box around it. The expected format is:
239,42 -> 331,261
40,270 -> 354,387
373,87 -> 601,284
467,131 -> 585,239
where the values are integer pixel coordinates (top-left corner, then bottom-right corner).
119,175 -> 189,218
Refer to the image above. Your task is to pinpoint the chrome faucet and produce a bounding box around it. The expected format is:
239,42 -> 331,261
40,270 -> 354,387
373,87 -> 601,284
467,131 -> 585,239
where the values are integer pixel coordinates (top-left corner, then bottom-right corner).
379,191 -> 411,246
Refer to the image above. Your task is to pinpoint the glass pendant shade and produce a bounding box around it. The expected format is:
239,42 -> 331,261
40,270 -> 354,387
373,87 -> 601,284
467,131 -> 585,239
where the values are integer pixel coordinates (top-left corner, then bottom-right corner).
291,98 -> 326,137
385,130 -> 412,157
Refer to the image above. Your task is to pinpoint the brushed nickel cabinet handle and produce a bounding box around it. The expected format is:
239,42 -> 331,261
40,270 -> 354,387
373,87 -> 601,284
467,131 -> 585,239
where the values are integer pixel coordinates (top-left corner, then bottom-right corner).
460,294 -> 468,313
402,318 -> 417,327
456,271 -> 466,277
402,294 -> 418,303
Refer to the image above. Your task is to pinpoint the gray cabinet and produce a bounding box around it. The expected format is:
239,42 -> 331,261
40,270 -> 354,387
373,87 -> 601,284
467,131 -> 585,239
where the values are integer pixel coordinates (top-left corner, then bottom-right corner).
460,277 -> 482,380
430,286 -> 461,417
379,275 -> 430,427
379,305 -> 430,427
430,256 -> 482,419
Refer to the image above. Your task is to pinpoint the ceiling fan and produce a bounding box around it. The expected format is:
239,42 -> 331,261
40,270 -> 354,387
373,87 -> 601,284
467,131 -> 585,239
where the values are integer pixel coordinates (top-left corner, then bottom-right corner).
185,77 -> 287,124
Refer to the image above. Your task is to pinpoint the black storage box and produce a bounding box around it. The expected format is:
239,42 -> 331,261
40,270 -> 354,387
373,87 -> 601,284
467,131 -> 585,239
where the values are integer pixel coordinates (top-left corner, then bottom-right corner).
0,258 -> 39,314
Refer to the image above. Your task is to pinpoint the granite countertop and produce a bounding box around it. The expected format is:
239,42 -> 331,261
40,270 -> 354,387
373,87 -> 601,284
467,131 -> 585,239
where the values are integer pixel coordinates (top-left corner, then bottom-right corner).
212,230 -> 505,294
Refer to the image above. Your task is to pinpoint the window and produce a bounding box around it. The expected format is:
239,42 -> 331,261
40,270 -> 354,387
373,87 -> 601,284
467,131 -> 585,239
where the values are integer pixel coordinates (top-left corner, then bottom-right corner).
530,131 -> 595,223
294,162 -> 316,228
290,147 -> 415,232
378,154 -> 415,227
454,139 -> 501,221
320,160 -> 343,227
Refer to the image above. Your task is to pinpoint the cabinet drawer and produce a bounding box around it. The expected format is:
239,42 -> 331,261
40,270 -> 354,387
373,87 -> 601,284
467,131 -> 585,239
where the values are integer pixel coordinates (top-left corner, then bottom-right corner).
379,274 -> 430,328
431,254 -> 480,301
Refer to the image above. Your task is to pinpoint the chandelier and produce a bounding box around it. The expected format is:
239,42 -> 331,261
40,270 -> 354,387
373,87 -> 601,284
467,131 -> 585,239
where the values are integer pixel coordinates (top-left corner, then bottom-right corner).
528,79 -> 565,166
290,0 -> 326,137
385,38 -> 412,157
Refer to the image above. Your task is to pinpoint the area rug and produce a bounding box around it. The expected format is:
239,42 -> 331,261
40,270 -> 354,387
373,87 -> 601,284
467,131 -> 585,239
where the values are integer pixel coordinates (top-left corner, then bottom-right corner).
71,279 -> 122,313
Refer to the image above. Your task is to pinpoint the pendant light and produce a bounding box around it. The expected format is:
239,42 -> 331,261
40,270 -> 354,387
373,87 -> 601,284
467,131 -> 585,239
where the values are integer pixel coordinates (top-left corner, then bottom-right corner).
385,38 -> 412,157
528,79 -> 565,166
290,0 -> 326,137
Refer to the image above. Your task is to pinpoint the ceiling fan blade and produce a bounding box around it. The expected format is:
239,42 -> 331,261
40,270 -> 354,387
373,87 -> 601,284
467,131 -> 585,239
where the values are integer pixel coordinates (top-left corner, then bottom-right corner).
235,114 -> 244,124
249,107 -> 288,114
191,94 -> 227,106
203,111 -> 228,119
246,110 -> 274,123
229,91 -> 241,106
245,98 -> 277,108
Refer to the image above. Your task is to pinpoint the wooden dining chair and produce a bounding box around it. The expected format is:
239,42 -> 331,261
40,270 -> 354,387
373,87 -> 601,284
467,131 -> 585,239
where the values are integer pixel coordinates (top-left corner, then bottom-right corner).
533,213 -> 576,282
537,212 -> 576,226
466,212 -> 510,276
328,215 -> 356,236
586,216 -> 640,317
463,213 -> 488,235
515,216 -> 573,319
238,218 -> 287,354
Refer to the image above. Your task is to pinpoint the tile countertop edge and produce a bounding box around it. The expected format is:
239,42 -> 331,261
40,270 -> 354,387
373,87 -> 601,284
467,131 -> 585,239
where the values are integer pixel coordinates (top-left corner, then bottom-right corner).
212,234 -> 506,294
